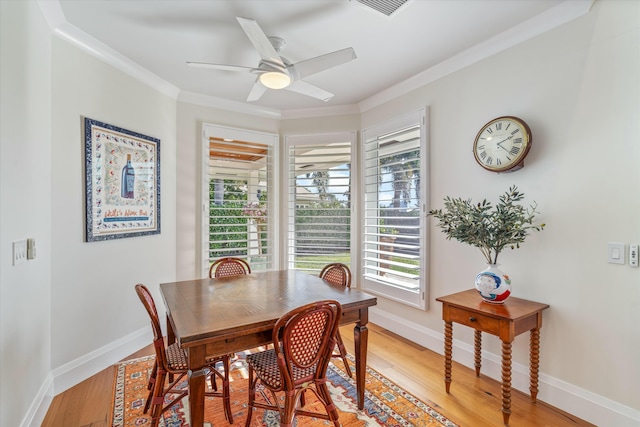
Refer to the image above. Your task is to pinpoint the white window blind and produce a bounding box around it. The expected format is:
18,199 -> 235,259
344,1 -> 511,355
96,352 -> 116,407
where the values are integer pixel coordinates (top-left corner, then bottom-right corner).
285,134 -> 354,274
362,110 -> 427,308
204,125 -> 275,273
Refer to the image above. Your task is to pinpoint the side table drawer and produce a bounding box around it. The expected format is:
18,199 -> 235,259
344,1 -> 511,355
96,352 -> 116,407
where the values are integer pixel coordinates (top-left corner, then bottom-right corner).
448,307 -> 500,335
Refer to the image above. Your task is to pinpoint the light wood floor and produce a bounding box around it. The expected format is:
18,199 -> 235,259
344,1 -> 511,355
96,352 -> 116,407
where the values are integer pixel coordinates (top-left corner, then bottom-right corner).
42,323 -> 595,427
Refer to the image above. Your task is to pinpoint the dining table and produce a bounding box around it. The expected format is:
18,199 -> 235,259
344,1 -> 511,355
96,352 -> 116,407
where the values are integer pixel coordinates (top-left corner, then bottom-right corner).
159,269 -> 378,427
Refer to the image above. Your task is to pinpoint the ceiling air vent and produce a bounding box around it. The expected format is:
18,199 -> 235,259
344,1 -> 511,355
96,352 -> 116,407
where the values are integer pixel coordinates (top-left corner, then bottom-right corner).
356,0 -> 409,16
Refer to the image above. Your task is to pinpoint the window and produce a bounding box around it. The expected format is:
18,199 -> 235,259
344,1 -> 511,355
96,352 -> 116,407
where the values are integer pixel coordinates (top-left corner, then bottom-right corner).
362,109 -> 428,309
285,133 -> 355,274
202,124 -> 277,275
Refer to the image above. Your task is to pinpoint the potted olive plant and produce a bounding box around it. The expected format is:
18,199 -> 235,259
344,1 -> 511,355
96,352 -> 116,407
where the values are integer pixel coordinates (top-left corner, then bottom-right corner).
428,186 -> 545,303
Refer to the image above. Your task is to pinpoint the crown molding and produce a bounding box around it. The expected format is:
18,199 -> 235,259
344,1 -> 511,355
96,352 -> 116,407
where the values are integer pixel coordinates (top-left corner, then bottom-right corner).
36,0 -> 594,119
177,91 -> 282,119
36,1 -> 180,100
280,103 -> 360,120
358,0 -> 595,112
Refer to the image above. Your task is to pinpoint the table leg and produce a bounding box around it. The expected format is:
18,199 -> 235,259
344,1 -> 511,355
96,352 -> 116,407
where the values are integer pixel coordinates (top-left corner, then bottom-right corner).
444,321 -> 452,393
530,328 -> 541,402
166,314 -> 175,383
187,346 -> 206,427
353,308 -> 369,410
166,313 -> 175,345
501,340 -> 512,425
474,329 -> 482,376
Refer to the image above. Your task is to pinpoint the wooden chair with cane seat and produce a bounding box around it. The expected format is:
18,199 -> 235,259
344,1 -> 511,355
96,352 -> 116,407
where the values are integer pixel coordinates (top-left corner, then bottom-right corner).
319,263 -> 353,377
134,284 -> 234,426
244,300 -> 342,427
209,257 -> 251,278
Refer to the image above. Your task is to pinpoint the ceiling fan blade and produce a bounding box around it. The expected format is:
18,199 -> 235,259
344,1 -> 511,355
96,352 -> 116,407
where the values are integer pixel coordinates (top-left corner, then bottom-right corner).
186,61 -> 261,73
247,79 -> 268,102
286,80 -> 334,102
290,47 -> 357,80
236,17 -> 286,70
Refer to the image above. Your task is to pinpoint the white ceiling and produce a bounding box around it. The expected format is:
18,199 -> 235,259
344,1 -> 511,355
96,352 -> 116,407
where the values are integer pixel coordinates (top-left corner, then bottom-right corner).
50,0 -> 592,115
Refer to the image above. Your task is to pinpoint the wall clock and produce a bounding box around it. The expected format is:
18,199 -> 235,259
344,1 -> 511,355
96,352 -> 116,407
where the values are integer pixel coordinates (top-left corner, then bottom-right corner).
473,116 -> 532,172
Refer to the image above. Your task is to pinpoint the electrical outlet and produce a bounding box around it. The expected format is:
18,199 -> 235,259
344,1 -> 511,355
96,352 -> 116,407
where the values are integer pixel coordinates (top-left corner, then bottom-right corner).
12,240 -> 27,265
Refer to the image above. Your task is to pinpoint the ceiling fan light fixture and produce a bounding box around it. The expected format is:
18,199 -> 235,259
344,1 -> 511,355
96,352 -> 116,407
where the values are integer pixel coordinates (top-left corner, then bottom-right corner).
259,71 -> 291,89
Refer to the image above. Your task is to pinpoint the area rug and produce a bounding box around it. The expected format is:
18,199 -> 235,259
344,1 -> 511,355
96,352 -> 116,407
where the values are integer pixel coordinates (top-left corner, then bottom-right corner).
112,352 -> 458,427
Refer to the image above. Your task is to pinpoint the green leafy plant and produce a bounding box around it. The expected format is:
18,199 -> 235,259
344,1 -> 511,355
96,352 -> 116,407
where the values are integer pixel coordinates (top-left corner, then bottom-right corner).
379,219 -> 399,236
428,186 -> 545,264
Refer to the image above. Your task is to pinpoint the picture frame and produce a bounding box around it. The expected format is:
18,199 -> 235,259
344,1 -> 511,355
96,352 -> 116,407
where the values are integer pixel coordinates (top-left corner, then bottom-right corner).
84,117 -> 160,241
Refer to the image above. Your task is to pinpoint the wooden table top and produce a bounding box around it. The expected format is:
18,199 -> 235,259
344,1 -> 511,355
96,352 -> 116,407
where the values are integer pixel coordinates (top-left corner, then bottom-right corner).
160,269 -> 378,348
436,289 -> 549,320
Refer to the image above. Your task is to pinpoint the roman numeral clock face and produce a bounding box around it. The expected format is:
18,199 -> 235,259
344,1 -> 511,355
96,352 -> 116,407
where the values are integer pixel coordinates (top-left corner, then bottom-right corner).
473,116 -> 532,172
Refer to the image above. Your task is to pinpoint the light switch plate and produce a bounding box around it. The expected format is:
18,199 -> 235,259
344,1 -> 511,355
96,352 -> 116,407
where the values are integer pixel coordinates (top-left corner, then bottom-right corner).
607,242 -> 625,265
12,240 -> 27,265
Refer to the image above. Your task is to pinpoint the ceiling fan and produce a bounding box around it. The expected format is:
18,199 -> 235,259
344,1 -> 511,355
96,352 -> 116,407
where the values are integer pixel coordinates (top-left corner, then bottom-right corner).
187,17 -> 357,102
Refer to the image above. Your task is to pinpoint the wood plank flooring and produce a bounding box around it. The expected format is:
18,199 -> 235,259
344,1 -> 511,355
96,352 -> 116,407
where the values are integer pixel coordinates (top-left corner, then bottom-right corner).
41,323 -> 595,427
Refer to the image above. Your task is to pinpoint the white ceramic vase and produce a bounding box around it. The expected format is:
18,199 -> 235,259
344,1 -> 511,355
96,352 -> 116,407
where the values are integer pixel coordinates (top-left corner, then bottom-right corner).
474,264 -> 511,304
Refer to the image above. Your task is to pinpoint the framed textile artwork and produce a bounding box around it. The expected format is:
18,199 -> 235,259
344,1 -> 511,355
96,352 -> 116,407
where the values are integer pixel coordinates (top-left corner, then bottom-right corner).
84,117 -> 160,241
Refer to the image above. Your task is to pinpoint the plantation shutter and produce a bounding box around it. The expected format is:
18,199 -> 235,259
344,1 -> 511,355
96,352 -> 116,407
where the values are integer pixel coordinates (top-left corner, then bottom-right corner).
285,133 -> 354,274
205,126 -> 275,273
362,109 -> 427,308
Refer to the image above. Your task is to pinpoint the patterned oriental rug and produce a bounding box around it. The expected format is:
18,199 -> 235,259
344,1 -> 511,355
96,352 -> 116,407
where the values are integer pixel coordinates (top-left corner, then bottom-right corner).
111,352 -> 458,427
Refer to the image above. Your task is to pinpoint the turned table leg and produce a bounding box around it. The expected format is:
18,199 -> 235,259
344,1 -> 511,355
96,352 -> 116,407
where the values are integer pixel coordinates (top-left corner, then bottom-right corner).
444,321 -> 453,393
474,329 -> 482,376
530,328 -> 541,402
436,290 -> 549,425
353,319 -> 369,410
501,340 -> 512,425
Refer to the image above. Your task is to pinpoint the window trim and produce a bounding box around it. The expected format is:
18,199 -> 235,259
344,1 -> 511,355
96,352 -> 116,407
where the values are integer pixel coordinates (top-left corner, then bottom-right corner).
201,123 -> 279,277
282,132 -> 358,273
360,108 -> 429,309
200,113 -> 428,310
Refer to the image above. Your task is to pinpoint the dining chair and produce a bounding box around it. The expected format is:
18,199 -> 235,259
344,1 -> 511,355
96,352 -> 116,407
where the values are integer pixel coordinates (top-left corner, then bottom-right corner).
134,284 -> 234,426
319,263 -> 353,377
209,257 -> 251,278
244,300 -> 342,427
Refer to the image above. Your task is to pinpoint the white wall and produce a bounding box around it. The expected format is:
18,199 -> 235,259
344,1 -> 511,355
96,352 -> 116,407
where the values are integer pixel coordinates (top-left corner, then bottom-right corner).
360,0 -> 639,423
2,0 -> 638,426
49,37 -> 178,369
0,2 -> 53,426
176,2 -> 640,425
174,103 -> 361,278
176,101 -> 280,279
1,2 -> 180,423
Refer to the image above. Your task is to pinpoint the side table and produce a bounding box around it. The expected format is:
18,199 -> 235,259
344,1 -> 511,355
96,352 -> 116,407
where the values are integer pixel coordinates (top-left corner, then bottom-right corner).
436,289 -> 549,425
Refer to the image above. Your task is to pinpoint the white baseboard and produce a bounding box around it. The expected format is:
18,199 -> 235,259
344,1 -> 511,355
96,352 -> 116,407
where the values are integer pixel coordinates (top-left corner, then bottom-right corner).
22,313 -> 640,427
369,307 -> 640,427
50,327 -> 151,395
19,372 -> 53,427
25,326 -> 151,427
